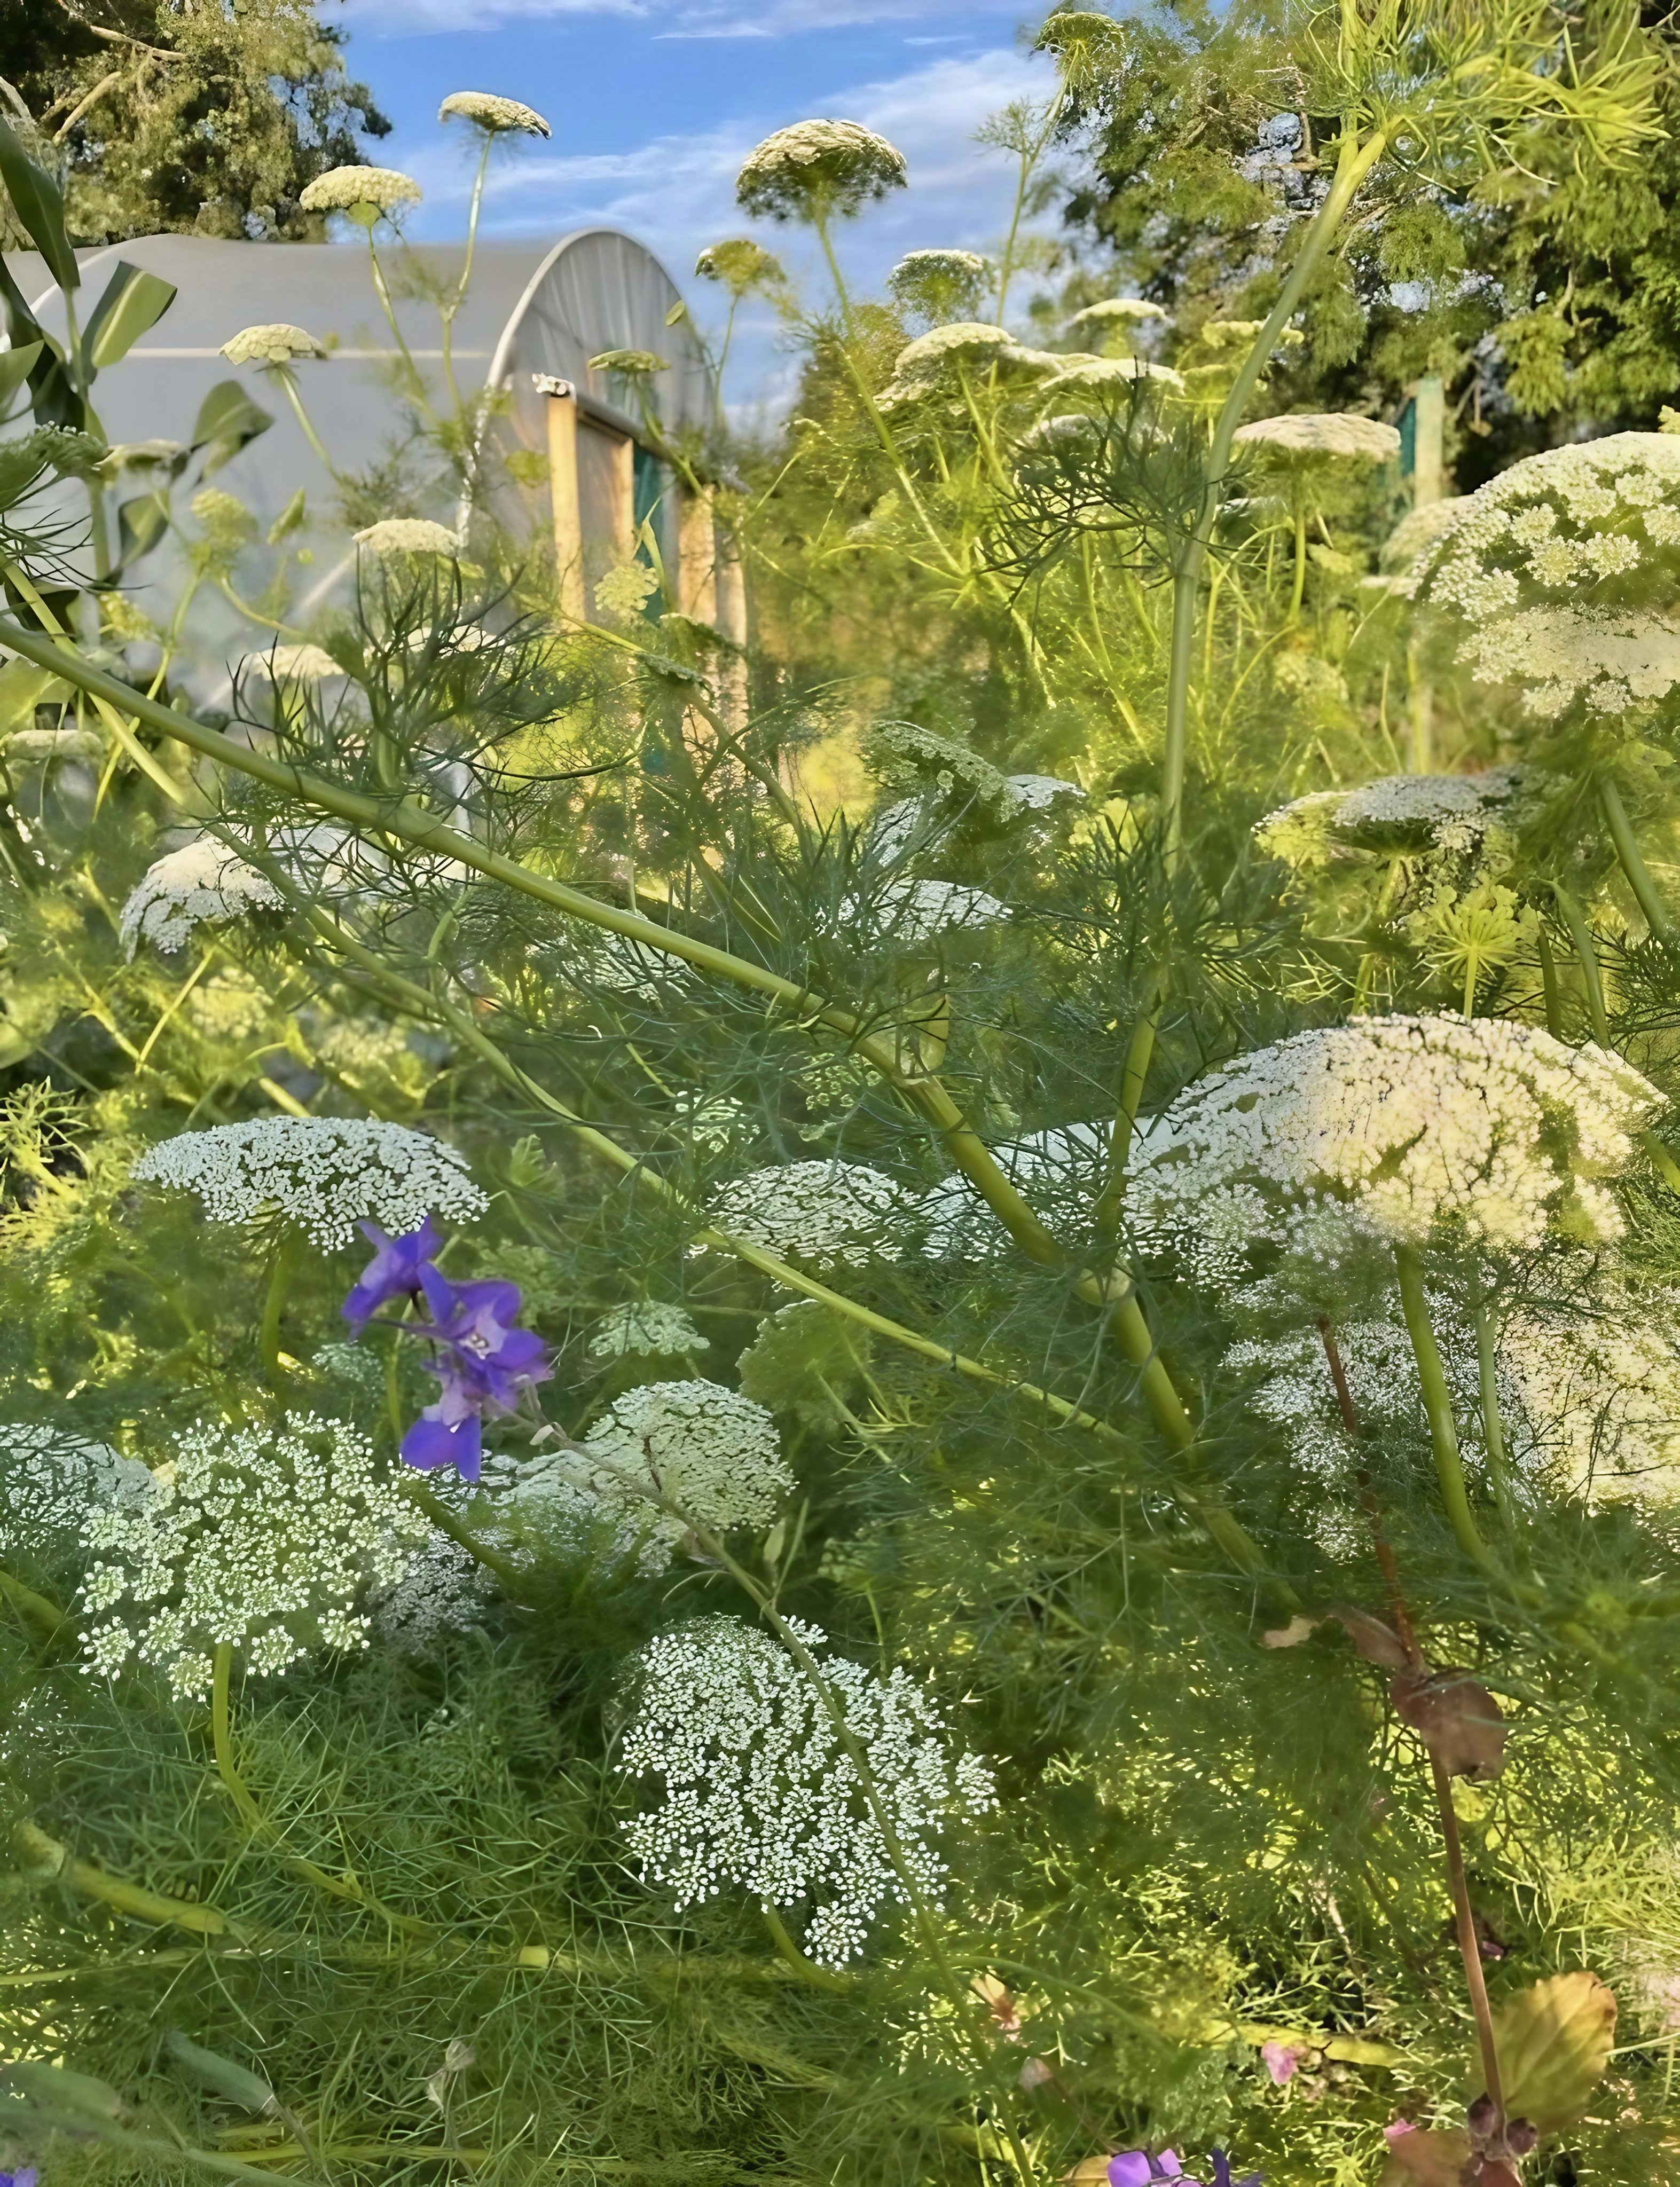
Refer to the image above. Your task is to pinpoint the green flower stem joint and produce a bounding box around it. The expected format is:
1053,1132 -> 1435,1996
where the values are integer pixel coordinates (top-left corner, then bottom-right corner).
6,615 -> 1279,1592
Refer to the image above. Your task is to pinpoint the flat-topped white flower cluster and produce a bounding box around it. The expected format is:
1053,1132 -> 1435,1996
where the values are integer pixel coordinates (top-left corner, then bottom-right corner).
0,1423 -> 150,1555
1128,1013 -> 1661,1270
119,838 -> 284,956
589,1301 -> 709,1360
621,1614 -> 996,1966
80,1412 -> 430,1699
131,1115 -> 487,1249
552,1379 -> 790,1562
1456,604 -> 1680,720
1254,767 -> 1527,871
709,1159 -> 910,1265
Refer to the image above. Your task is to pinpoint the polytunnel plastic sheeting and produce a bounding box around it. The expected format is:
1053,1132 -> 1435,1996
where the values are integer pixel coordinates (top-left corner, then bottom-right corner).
0,227 -> 716,698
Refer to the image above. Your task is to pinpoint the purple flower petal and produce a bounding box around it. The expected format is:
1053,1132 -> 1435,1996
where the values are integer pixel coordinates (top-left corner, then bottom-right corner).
401,1409 -> 482,1481
341,1214 -> 443,1332
1108,2159 -> 1153,2187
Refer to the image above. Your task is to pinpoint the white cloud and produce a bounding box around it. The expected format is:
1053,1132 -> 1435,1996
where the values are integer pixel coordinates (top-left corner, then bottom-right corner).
343,0 -> 1011,30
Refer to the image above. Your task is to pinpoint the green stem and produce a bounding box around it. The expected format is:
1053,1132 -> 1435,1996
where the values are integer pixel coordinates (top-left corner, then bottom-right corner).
1551,882 -> 1611,1047
400,1477 -> 534,1598
1094,981 -> 1160,1232
1288,502 -> 1308,620
1537,926 -> 1564,1039
1394,1246 -> 1494,1572
272,367 -> 335,472
1599,775 -> 1674,943
760,1902 -> 850,1991
440,134 -> 493,419
258,1230 -> 299,1387
1472,1297 -> 1522,1559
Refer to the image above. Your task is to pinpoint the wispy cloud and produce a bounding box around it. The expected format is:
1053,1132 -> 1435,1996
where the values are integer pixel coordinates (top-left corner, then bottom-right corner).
342,0 -> 1016,35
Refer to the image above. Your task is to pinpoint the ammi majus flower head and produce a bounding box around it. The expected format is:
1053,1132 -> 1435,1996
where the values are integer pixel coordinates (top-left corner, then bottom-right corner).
299,164 -> 422,225
621,1614 -> 995,1966
80,1412 -> 430,1700
119,837 -> 284,957
887,249 -> 995,326
553,1379 -> 792,1561
695,238 -> 788,300
736,119 -> 906,225
131,1115 -> 488,1249
438,91 -> 551,137
1127,1013 -> 1662,1293
219,324 -> 328,367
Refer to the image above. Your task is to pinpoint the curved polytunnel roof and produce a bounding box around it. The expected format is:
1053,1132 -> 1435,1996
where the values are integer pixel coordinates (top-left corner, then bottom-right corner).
9,227 -> 716,689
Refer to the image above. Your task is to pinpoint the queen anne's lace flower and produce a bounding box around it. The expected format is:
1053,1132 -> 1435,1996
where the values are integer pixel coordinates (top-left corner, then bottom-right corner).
438,90 -> 551,136
1254,767 -> 1526,869
894,321 -> 1014,376
863,721 -> 1009,807
255,643 -> 343,682
0,1424 -> 150,1555
131,1116 -> 487,1248
709,1159 -> 910,1264
736,120 -> 907,222
857,876 -> 1008,942
354,518 -> 461,557
695,239 -> 787,295
1053,356 -> 1184,390
886,249 -> 993,322
590,1301 -> 709,1359
918,1121 -> 1111,1260
1070,297 -> 1168,327
554,1380 -> 792,1557
80,1412 -> 430,1700
1499,1278 -> 1680,1506
1234,414 -> 1401,462
1128,1014 -> 1661,1271
621,1615 -> 996,1965
119,838 -> 284,956
300,166 -> 422,217
1455,604 -> 1680,720
372,1533 -> 497,1654
1003,772 -> 1085,810
219,324 -> 327,366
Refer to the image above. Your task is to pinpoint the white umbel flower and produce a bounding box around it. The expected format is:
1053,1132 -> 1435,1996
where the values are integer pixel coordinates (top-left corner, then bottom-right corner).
438,90 -> 551,136
1500,1278 -> 1680,1507
1069,297 -> 1168,327
299,166 -> 422,217
918,1121 -> 1111,1261
1128,1014 -> 1661,1269
556,1379 -> 792,1556
0,1424 -> 150,1555
354,518 -> 461,557
130,1115 -> 488,1248
1234,414 -> 1402,462
254,643 -> 344,683
709,1159 -> 910,1265
1053,356 -> 1184,390
372,1534 -> 498,1655
621,1615 -> 996,1966
80,1412 -> 430,1700
589,1301 -> 709,1359
857,876 -> 1008,942
119,838 -> 284,956
735,119 -> 906,222
219,324 -> 328,366
1254,767 -> 1526,868
1003,773 -> 1085,811
1455,604 -> 1680,720
894,321 -> 1014,375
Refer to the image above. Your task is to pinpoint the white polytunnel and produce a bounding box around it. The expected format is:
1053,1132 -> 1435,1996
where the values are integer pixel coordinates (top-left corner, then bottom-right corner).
6,226 -> 737,695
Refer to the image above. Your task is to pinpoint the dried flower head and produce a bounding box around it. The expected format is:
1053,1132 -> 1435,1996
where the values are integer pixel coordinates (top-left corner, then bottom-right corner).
438,90 -> 551,137
694,238 -> 787,297
736,119 -> 907,224
556,1379 -> 792,1555
119,838 -> 284,957
1128,1014 -> 1662,1275
590,1301 -> 710,1359
80,1412 -> 429,1699
299,166 -> 422,219
621,1614 -> 996,1965
0,1423 -> 150,1556
219,324 -> 328,367
354,518 -> 461,557
130,1116 -> 488,1249
1234,413 -> 1402,462
708,1159 -> 911,1265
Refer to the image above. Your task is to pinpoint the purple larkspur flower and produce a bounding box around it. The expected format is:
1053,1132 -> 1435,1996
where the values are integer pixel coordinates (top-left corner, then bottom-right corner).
1109,2155 -> 1182,2187
397,1264 -> 552,1483
341,1215 -> 442,1332
3,2169 -> 40,2187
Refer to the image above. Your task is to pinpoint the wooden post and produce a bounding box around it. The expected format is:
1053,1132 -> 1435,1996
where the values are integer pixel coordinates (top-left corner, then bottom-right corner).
677,484 -> 717,625
589,421 -> 635,565
546,390 -> 584,623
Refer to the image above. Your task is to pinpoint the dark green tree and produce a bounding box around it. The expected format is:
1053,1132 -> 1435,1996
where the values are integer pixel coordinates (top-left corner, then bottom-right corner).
0,0 -> 389,245
1056,0 -> 1680,485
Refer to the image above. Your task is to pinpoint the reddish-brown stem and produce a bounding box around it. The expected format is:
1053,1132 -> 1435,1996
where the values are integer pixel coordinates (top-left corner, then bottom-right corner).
1316,1317 -> 1508,2148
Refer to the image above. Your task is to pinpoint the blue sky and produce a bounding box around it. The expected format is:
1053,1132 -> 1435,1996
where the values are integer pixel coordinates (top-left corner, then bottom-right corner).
334,0 -> 1066,415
